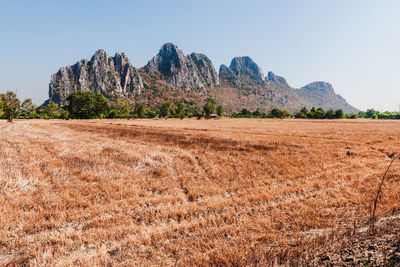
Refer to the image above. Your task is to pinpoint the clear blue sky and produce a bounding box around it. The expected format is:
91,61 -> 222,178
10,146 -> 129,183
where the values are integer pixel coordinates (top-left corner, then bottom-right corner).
1,0 -> 399,111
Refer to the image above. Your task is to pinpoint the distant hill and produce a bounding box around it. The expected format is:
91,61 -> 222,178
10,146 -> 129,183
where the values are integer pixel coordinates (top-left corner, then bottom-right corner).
48,43 -> 359,114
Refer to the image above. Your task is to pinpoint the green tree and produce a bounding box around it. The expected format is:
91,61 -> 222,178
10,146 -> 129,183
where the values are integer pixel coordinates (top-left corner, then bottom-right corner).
147,109 -> 157,118
348,114 -> 357,119
216,105 -> 224,117
1,91 -> 20,122
60,109 -> 69,119
160,101 -> 174,118
252,109 -> 261,117
176,101 -> 186,119
110,99 -> 131,118
270,109 -> 280,118
0,97 -> 4,118
134,103 -> 148,118
314,108 -> 325,119
325,109 -> 335,119
240,109 -> 252,117
357,111 -> 366,118
66,91 -> 108,119
300,107 -> 309,114
280,109 -> 290,118
270,109 -> 290,118
21,98 -> 36,118
365,109 -> 378,119
46,103 -> 60,118
107,109 -> 120,118
203,100 -> 216,119
295,111 -> 307,118
35,106 -> 48,119
334,109 -> 344,119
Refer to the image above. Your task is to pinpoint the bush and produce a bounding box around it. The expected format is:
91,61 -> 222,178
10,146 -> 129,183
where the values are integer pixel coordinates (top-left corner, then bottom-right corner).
107,109 -> 121,118
295,111 -> 307,118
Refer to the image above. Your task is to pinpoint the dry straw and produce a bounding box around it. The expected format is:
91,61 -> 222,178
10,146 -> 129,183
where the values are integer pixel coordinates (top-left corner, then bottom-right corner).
371,153 -> 400,222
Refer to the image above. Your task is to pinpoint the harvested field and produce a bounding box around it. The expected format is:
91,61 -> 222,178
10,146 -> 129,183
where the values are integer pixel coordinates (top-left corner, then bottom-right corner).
0,118 -> 400,266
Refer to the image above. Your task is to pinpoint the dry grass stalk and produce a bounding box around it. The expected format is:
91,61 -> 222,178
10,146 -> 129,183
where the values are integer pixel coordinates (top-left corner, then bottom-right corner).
372,153 -> 400,222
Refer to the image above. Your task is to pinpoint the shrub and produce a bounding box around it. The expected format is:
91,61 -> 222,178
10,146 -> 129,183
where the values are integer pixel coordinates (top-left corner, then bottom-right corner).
107,109 -> 121,118
295,111 -> 307,118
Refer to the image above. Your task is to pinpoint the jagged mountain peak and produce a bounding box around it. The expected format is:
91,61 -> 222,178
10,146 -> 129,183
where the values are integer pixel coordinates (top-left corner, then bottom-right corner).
147,43 -> 186,75
114,51 -> 128,60
48,49 -> 143,104
266,71 -> 290,88
160,42 -> 181,52
188,53 -> 219,87
145,43 -> 219,91
94,48 -> 107,55
229,56 -> 265,81
219,64 -> 231,74
91,49 -> 108,61
113,52 -> 131,73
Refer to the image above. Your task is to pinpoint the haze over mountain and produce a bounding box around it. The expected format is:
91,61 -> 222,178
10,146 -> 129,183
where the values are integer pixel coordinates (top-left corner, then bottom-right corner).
48,43 -> 358,114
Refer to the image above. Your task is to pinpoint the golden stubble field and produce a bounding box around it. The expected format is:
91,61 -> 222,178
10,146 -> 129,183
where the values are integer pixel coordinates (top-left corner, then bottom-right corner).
0,118 -> 399,266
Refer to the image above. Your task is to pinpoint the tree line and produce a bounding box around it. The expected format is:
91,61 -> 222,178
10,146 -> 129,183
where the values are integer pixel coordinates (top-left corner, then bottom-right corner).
357,109 -> 400,119
0,90 -> 224,121
1,90 -> 399,121
231,106 -> 351,119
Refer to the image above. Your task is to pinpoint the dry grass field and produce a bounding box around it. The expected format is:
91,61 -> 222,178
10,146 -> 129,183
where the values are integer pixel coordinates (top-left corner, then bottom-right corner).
1,118 -> 400,266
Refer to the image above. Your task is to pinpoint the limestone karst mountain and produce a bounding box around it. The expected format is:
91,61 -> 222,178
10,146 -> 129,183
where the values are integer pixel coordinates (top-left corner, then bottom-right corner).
145,43 -> 219,92
49,49 -> 144,104
48,43 -> 358,113
214,56 -> 358,113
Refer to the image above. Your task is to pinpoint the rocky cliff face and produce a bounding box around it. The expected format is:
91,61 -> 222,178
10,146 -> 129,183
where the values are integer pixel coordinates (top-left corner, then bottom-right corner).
219,57 -> 265,86
266,72 -> 290,89
48,49 -> 143,104
189,53 -> 219,88
145,43 -> 218,92
230,57 -> 265,81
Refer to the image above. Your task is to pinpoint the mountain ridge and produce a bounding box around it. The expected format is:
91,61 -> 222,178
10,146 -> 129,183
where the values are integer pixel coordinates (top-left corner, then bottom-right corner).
48,43 -> 359,113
